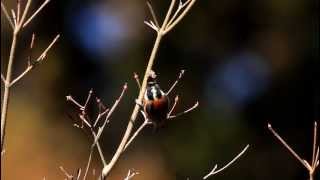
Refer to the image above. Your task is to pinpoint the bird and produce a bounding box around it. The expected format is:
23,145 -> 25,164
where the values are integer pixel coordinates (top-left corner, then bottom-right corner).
143,77 -> 170,129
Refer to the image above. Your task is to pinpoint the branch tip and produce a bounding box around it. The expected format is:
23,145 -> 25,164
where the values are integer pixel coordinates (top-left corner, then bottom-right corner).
267,123 -> 272,129
66,95 -> 72,100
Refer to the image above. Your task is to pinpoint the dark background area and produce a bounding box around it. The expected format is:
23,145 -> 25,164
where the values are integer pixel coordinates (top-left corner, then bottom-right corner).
1,0 -> 319,179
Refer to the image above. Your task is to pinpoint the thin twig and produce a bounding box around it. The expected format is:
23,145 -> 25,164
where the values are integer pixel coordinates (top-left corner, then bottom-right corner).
1,28 -> 18,151
66,95 -> 84,109
166,0 -> 191,29
59,166 -> 74,179
93,108 -> 110,127
146,1 -> 159,28
75,169 -> 82,180
93,84 -> 128,146
1,2 -> 14,29
168,101 -> 199,119
312,121 -> 318,167
203,144 -> 250,179
10,34 -> 60,86
144,20 -> 158,31
133,72 -> 141,89
11,9 -> 17,27
124,169 -> 140,180
268,123 -> 310,169
101,0 -> 196,178
83,149 -> 93,180
83,89 -> 93,111
16,0 -> 21,26
123,111 -> 152,151
166,69 -> 185,95
18,0 -> 32,29
164,0 -> 196,34
1,74 -> 5,84
168,95 -> 179,117
23,0 -> 51,28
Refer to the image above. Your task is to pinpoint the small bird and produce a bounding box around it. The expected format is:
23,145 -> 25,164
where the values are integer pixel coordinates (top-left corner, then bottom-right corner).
143,77 -> 169,129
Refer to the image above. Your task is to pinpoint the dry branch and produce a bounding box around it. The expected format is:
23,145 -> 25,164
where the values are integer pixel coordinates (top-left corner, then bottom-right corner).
268,122 -> 319,180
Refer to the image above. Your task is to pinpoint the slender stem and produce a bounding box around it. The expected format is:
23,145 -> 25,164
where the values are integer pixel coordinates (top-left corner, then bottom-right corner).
268,123 -> 310,169
102,31 -> 163,178
18,0 -> 32,28
1,31 -> 18,150
101,0 -> 197,177
203,144 -> 250,179
312,121 -> 318,166
161,0 -> 176,31
164,0 -> 196,34
1,2 -> 14,29
123,119 -> 152,151
310,171 -> 313,180
23,0 -> 51,28
83,148 -> 93,180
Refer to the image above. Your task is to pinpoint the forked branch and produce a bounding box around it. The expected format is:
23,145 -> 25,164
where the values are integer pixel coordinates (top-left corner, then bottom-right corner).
268,122 -> 319,180
203,144 -> 250,179
1,0 -> 59,152
66,84 -> 127,180
101,1 -> 197,178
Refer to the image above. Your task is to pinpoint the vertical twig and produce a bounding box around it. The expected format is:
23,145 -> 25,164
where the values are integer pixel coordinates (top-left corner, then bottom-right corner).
1,0 -> 59,154
101,1 -> 197,178
268,122 -> 319,180
1,31 -> 18,150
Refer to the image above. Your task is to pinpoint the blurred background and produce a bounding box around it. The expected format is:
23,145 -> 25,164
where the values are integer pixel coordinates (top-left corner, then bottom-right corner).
1,0 -> 319,179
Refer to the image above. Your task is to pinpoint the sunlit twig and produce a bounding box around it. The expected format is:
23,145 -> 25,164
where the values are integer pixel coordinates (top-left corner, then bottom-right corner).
203,144 -> 250,179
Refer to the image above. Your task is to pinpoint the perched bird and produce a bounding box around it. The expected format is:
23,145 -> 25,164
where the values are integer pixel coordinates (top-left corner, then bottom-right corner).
143,77 -> 170,129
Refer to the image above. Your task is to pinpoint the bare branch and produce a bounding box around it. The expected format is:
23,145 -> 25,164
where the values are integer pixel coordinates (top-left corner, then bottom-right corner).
166,69 -> 185,95
168,101 -> 198,119
161,0 -> 176,29
59,166 -> 74,180
23,0 -> 51,28
124,169 -> 140,180
1,74 -> 5,84
75,169 -> 82,180
146,1 -> 159,28
203,144 -> 250,179
11,9 -> 17,26
1,2 -> 14,29
144,20 -> 158,31
16,0 -> 21,25
133,72 -> 141,89
268,123 -> 310,170
79,114 -> 92,128
168,95 -> 179,117
315,147 -> 319,169
102,0 -> 197,177
82,89 -> 93,111
164,0 -> 197,34
19,0 -> 32,29
9,34 -> 60,86
91,131 -> 107,166
66,95 -> 84,109
83,147 -> 94,180
123,111 -> 152,151
312,121 -> 318,167
166,0 -> 191,29
93,107 -> 110,127
93,83 -> 128,146
35,34 -> 60,62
